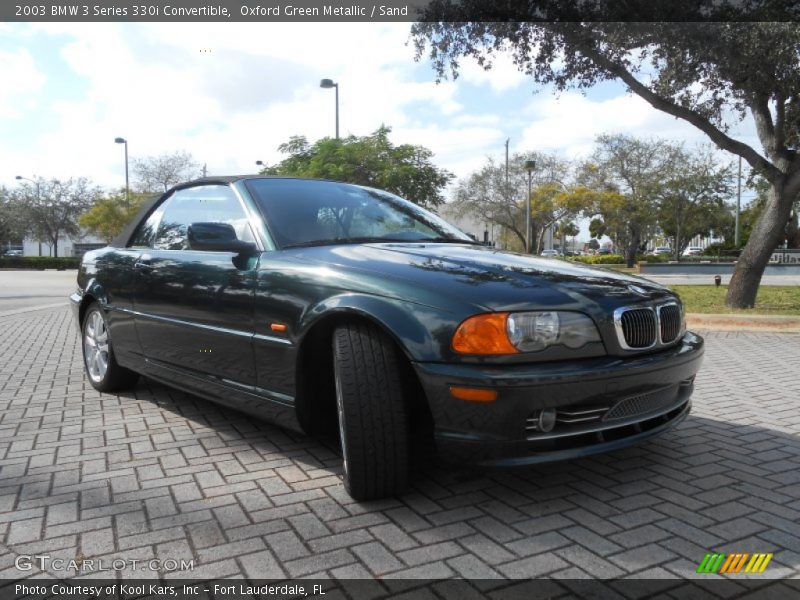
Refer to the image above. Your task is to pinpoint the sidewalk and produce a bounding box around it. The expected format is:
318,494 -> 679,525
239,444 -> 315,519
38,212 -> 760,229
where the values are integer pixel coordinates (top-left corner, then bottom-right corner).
687,313 -> 800,332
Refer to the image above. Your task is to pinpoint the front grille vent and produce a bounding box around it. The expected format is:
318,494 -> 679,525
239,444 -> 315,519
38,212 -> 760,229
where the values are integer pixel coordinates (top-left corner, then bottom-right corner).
658,304 -> 682,343
619,308 -> 657,348
603,385 -> 679,421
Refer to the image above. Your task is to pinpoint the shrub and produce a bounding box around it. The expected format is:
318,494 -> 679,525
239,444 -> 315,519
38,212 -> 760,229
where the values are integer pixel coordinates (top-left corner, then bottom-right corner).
703,242 -> 741,257
0,256 -> 81,270
567,254 -> 626,264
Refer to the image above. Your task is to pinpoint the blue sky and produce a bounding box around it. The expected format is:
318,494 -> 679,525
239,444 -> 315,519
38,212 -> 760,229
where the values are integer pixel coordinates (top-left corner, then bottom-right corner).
1,22 -> 760,211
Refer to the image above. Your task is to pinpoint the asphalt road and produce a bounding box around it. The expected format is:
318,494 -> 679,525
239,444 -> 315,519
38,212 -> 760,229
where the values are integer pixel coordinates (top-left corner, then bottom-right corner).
640,273 -> 800,286
0,269 -> 75,314
1,270 -> 797,318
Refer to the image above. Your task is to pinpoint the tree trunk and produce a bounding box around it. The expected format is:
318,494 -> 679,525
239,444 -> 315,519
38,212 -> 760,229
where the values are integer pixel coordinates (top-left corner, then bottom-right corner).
624,232 -> 640,268
52,234 -> 59,258
726,185 -> 794,308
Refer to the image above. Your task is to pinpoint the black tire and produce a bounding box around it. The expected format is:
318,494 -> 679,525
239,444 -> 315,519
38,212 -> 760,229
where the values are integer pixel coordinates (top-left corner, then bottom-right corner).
81,302 -> 139,393
333,321 -> 409,500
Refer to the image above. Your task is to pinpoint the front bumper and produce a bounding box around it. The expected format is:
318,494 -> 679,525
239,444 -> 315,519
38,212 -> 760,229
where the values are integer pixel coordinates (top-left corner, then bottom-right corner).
413,331 -> 704,466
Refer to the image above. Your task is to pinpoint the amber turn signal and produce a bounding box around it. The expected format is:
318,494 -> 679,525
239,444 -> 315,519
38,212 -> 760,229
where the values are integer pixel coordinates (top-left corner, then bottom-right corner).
270,323 -> 287,332
451,312 -> 519,355
449,386 -> 498,403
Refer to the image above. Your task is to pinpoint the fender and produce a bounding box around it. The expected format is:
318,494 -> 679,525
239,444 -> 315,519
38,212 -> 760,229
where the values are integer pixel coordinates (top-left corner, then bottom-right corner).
298,292 -> 457,362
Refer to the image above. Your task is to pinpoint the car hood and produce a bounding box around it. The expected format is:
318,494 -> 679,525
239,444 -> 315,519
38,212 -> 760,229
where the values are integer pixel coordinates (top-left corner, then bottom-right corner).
286,243 -> 674,313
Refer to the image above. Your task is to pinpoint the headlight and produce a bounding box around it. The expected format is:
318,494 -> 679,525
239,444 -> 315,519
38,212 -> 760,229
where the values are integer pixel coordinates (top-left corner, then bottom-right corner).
507,312 -> 601,352
452,311 -> 601,355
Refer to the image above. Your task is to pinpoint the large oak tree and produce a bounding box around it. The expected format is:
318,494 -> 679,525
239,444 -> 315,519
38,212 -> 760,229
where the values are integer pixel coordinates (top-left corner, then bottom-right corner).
412,8 -> 800,307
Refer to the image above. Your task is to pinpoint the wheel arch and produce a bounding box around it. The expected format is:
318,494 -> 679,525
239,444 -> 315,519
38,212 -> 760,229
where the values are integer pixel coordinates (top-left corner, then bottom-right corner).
77,279 -> 107,326
293,303 -> 434,453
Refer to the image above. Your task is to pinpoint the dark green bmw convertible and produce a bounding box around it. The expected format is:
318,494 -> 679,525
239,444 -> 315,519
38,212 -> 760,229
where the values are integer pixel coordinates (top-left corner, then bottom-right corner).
70,176 -> 704,500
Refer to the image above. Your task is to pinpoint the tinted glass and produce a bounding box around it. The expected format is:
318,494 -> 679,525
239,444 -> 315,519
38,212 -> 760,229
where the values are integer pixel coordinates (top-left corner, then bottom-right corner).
153,185 -> 255,251
129,207 -> 163,248
246,179 -> 472,249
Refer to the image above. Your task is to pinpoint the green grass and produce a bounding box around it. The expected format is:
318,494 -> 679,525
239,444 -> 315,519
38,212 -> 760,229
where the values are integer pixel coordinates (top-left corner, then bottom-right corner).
670,285 -> 800,315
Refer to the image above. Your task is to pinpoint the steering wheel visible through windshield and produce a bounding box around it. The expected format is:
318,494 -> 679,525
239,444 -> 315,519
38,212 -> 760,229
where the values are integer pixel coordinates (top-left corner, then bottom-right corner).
245,178 -> 474,249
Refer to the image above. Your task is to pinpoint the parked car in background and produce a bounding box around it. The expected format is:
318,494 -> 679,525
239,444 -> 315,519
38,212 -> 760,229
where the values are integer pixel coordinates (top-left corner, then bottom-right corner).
649,246 -> 672,256
69,176 -> 704,500
597,247 -> 612,255
2,249 -> 23,257
540,249 -> 560,257
683,246 -> 704,256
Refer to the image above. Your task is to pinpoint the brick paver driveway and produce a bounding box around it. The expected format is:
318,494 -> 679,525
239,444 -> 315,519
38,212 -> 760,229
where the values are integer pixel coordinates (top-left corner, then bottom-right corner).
1,307 -> 798,582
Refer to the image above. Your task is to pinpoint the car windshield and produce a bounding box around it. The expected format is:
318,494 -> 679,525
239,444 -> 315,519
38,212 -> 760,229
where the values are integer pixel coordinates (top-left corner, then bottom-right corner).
245,178 -> 475,249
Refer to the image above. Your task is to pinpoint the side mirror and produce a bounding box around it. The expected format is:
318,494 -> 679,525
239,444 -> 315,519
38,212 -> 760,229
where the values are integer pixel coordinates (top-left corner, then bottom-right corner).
187,222 -> 257,254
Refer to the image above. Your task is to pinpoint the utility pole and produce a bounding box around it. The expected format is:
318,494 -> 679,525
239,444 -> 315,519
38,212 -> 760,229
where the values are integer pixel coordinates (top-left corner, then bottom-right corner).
735,156 -> 742,247
202,163 -> 207,177
504,138 -> 509,188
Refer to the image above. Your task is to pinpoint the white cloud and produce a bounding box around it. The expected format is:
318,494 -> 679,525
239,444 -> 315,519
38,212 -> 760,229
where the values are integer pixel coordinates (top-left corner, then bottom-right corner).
0,48 -> 46,117
517,91 -> 759,161
458,51 -> 528,93
0,22 -> 764,202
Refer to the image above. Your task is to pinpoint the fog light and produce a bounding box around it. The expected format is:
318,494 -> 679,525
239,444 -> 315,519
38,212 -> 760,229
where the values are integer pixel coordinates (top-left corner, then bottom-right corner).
537,408 -> 557,432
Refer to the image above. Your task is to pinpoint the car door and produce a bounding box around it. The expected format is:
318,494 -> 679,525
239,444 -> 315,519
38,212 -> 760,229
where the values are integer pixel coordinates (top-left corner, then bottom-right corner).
132,184 -> 260,390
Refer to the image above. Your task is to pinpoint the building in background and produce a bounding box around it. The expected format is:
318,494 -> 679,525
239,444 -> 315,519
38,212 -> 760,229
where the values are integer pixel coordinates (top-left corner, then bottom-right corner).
436,204 -> 501,247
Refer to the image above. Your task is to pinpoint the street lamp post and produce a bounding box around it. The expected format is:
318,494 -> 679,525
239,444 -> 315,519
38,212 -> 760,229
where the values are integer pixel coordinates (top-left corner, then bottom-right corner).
15,175 -> 42,256
319,78 -> 339,139
114,137 -> 129,207
524,160 -> 536,254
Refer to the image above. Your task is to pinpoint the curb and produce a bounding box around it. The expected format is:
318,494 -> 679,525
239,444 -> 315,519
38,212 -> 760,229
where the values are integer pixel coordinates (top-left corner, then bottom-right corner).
687,313 -> 800,332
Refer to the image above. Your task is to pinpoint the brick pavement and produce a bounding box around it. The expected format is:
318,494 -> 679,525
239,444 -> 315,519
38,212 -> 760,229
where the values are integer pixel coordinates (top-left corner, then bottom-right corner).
0,307 -> 798,582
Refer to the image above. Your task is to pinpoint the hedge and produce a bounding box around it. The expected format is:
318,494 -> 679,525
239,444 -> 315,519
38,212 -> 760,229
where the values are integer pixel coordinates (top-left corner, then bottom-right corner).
0,256 -> 80,269
566,254 -> 625,264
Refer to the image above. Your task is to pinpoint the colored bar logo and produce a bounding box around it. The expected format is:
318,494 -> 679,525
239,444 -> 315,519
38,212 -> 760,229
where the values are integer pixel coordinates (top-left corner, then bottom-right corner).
696,552 -> 773,574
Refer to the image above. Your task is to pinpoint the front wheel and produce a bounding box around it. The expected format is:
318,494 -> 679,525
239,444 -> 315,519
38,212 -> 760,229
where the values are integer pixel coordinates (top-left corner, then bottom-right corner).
333,322 -> 409,500
82,303 -> 139,392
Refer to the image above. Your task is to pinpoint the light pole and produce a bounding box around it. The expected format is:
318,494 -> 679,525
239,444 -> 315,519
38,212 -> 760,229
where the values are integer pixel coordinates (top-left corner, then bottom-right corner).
15,175 -> 42,256
114,137 -> 129,207
320,78 -> 339,139
524,160 -> 536,254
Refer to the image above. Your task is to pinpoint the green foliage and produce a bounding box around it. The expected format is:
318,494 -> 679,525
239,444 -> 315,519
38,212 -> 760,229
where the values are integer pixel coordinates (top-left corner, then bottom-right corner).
263,126 -> 452,209
451,151 -> 569,252
656,147 -> 734,258
0,256 -> 80,269
567,254 -> 626,265
703,241 -> 742,257
580,134 -> 675,266
12,177 -> 100,258
79,191 -> 152,242
0,188 -> 26,248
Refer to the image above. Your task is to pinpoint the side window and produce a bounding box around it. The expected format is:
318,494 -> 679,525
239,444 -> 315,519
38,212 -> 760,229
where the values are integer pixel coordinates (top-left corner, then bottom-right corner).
153,185 -> 255,251
129,206 -> 164,248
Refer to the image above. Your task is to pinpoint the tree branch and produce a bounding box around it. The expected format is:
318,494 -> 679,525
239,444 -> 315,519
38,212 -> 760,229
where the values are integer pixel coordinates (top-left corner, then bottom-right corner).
555,26 -> 782,183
